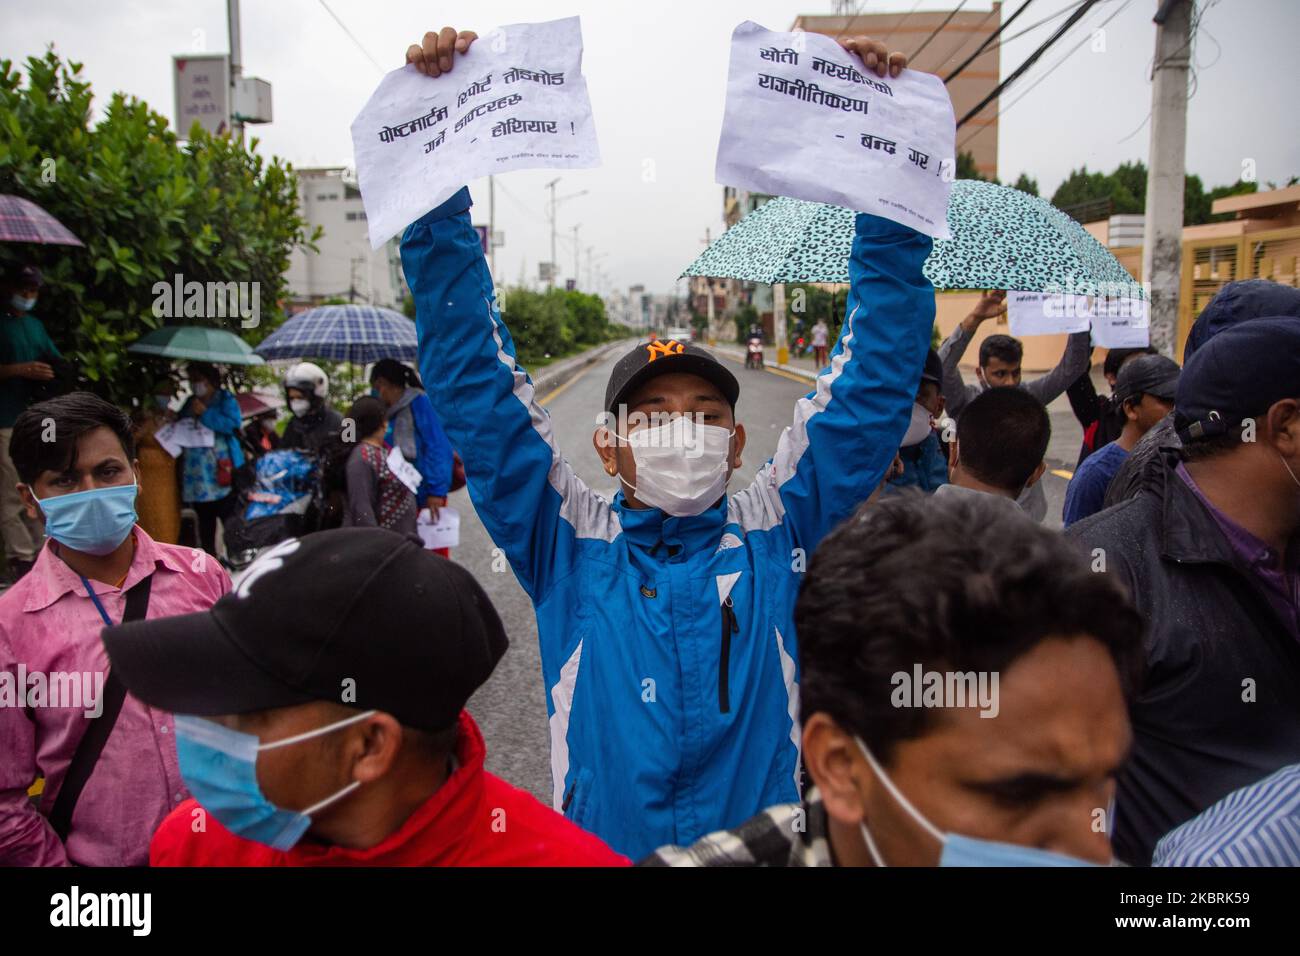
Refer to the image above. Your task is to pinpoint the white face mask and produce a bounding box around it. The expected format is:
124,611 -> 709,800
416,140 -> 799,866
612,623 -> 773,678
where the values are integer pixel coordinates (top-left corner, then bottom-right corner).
616,416 -> 734,517
901,402 -> 934,448
290,399 -> 311,418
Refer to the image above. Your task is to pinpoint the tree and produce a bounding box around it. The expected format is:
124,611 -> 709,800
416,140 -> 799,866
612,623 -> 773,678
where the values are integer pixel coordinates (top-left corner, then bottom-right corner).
0,50 -> 318,405
1010,173 -> 1039,197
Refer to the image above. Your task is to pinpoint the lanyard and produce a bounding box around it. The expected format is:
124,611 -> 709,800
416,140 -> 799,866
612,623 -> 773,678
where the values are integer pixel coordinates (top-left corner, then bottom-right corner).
79,575 -> 117,628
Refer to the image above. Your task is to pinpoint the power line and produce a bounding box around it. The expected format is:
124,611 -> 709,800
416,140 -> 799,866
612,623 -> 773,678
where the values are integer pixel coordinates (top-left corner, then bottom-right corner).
910,0 -> 970,61
944,0 -> 1040,83
957,0 -> 1133,150
956,0 -> 1103,128
882,0 -> 926,45
932,2 -> 1001,75
317,0 -> 384,73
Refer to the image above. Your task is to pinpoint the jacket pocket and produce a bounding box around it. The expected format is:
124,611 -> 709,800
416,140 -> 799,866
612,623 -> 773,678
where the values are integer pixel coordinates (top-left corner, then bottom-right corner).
561,765 -> 596,829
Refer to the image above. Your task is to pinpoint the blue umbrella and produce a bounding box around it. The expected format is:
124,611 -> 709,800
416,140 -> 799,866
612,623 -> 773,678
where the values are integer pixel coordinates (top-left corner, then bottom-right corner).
254,304 -> 418,363
681,180 -> 1142,298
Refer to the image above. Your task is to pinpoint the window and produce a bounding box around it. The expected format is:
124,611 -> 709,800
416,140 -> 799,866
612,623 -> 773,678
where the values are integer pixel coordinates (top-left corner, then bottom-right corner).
346,211 -> 367,221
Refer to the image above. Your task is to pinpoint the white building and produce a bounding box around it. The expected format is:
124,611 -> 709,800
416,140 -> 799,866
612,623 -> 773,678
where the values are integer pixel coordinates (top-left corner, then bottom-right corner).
284,167 -> 408,312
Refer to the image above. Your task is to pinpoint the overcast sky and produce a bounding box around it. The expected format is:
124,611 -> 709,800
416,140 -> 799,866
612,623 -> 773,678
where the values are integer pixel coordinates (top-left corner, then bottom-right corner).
5,0 -> 1297,296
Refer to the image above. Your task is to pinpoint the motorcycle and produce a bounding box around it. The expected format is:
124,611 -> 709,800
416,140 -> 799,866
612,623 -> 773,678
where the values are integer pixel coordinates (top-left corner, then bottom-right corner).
745,336 -> 764,369
220,448 -> 325,577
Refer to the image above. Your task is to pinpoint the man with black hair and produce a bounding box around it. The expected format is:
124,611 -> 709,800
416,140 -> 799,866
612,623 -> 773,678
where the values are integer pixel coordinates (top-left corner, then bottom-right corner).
938,292 -> 1091,521
0,391 -> 229,865
939,387 -> 1050,515
1068,316 -> 1300,864
101,528 -> 625,867
1062,354 -> 1178,527
1066,346 -> 1157,468
644,491 -> 1142,866
0,264 -> 63,582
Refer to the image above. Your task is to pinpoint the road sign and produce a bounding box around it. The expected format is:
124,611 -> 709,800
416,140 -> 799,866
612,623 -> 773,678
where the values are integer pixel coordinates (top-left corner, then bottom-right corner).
539,262 -> 556,282
173,54 -> 229,138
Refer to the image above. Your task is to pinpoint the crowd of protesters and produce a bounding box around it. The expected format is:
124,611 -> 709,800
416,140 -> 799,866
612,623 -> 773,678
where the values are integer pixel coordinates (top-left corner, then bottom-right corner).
1,29 -> 1297,871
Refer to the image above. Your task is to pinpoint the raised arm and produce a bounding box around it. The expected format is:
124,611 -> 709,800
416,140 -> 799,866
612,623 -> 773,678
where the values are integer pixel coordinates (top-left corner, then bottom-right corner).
401,187 -> 612,603
732,212 -> 934,552
1025,330 -> 1092,406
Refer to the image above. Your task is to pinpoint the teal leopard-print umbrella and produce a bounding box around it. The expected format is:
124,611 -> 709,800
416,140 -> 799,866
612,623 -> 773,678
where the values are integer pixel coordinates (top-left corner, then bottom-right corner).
682,180 -> 1142,298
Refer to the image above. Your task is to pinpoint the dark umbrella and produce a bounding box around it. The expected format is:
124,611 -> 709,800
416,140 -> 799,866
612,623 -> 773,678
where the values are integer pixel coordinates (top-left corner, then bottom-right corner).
0,195 -> 84,247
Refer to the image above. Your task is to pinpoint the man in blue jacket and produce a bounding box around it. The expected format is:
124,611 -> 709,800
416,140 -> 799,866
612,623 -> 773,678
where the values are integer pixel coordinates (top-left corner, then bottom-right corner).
399,27 -> 931,859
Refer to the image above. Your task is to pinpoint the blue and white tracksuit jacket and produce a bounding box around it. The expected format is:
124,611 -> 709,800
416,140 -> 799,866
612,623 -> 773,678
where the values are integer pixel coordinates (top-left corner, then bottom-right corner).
401,187 -> 934,860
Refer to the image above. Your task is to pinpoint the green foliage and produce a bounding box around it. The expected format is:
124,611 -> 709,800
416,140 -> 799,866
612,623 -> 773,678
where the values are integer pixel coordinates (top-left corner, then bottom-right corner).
499,286 -> 611,366
0,50 -> 319,405
1010,172 -> 1039,197
956,150 -> 1000,185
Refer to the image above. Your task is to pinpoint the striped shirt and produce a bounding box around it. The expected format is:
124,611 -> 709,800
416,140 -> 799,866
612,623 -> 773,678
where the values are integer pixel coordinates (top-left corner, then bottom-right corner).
1153,763 -> 1300,867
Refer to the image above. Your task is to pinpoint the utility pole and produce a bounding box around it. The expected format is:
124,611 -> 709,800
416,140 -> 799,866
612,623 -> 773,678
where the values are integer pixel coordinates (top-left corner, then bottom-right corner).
1142,0 -> 1192,358
227,0 -> 243,142
545,177 -> 560,288
572,224 -> 581,286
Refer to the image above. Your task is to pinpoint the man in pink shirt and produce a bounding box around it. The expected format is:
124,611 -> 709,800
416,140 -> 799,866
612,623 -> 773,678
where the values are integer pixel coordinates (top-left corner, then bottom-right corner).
0,392 -> 229,865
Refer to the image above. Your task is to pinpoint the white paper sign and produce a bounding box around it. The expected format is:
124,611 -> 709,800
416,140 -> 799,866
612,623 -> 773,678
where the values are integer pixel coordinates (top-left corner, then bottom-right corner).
155,419 -> 215,457
715,21 -> 955,238
351,17 -> 602,248
386,446 -> 423,496
417,507 -> 460,550
1091,297 -> 1150,348
1006,291 -> 1092,337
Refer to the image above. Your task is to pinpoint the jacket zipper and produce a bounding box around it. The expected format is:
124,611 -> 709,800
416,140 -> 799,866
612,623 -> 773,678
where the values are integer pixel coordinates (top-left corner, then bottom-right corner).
719,595 -> 738,713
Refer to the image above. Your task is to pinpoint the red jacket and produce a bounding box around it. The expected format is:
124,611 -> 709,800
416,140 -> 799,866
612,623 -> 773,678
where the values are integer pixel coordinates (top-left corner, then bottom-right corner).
150,711 -> 628,867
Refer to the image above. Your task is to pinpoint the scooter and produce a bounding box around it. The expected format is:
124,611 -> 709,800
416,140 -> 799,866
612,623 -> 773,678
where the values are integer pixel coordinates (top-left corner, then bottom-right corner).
745,336 -> 764,369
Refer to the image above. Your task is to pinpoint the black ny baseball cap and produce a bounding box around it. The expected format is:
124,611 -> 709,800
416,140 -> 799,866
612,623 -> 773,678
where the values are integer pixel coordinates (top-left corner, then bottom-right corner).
604,338 -> 740,414
102,528 -> 508,732
1175,316 -> 1300,443
1114,353 -> 1180,404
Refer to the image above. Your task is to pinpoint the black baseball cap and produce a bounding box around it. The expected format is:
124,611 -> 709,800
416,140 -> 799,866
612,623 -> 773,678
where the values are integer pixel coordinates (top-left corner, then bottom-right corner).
604,338 -> 740,414
920,348 -> 943,385
1114,353 -> 1180,404
102,528 -> 508,732
1175,316 -> 1300,443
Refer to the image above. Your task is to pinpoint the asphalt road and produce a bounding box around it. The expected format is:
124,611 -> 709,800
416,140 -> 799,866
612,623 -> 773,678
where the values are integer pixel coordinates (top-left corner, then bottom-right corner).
455,347 -> 1081,804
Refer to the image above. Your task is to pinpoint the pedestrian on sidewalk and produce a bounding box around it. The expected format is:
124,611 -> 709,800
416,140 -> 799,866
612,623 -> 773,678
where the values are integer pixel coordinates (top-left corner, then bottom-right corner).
103,528 -> 627,867
810,318 -> 830,368
398,25 -> 931,862
369,359 -> 454,549
342,395 -> 416,535
0,392 -> 229,866
178,362 -> 244,558
0,264 -> 63,582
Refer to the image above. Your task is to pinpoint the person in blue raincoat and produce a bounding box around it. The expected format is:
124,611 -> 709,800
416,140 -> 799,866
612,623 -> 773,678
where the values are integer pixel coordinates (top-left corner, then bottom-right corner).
369,359 -> 453,546
399,28 -> 931,860
179,362 -> 245,557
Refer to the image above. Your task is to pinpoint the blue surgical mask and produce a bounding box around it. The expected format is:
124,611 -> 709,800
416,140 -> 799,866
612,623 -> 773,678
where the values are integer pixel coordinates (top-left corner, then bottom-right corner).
855,737 -> 1100,867
36,483 -> 138,556
10,294 -> 37,313
175,710 -> 376,851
